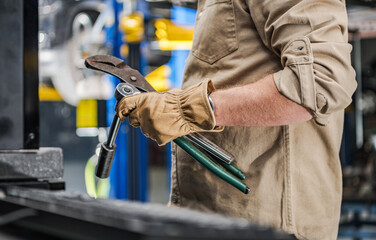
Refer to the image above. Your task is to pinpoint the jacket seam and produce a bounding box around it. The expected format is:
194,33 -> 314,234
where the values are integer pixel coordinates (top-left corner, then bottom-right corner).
284,125 -> 294,232
297,64 -> 304,106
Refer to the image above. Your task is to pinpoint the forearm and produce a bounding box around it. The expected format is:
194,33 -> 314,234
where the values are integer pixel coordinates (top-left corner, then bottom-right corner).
210,74 -> 312,126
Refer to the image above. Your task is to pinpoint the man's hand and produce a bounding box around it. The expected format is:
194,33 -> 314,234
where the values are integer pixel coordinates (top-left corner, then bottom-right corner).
116,79 -> 223,146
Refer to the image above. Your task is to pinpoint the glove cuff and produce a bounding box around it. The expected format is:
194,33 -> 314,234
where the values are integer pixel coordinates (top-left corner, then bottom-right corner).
179,79 -> 224,132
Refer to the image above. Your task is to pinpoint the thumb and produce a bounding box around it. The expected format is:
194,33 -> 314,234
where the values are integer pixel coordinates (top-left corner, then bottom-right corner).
115,95 -> 140,121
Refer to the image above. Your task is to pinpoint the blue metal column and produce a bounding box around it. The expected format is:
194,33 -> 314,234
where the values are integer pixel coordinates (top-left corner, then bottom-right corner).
104,0 -> 129,200
104,0 -> 148,201
126,42 -> 148,201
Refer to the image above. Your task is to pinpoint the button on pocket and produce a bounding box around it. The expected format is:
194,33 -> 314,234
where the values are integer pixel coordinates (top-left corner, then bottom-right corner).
191,0 -> 238,64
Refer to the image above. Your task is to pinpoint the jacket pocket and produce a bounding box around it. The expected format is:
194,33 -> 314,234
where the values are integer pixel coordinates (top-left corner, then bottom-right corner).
191,0 -> 238,64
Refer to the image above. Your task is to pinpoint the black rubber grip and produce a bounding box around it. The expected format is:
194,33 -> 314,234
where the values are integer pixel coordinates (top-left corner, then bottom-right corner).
96,143 -> 116,178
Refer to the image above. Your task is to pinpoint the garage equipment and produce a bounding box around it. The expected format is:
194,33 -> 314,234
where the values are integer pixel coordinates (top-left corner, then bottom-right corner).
0,0 -> 63,187
0,186 -> 294,240
85,55 -> 250,194
0,0 -> 39,150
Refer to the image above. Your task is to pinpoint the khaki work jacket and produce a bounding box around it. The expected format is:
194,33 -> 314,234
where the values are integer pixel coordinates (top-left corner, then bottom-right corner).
168,0 -> 357,239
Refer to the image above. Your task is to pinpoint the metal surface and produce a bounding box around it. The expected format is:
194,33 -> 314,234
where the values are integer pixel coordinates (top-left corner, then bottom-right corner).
127,43 -> 145,201
96,83 -> 141,179
0,187 -> 293,240
211,156 -> 246,180
0,0 -> 39,150
106,115 -> 121,148
353,33 -> 364,149
23,0 -> 40,149
173,138 -> 250,194
85,55 -> 155,93
0,148 -> 63,180
185,133 -> 235,164
96,143 -> 117,179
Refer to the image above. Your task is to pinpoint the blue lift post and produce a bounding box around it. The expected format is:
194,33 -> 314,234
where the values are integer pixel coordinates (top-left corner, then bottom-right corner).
127,41 -> 148,201
105,0 -> 148,201
105,0 -> 127,200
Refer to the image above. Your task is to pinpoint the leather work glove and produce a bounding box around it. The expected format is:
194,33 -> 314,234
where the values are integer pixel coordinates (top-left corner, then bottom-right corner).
116,79 -> 224,145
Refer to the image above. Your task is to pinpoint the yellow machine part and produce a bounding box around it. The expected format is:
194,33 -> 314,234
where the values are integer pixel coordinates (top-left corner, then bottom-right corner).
39,85 -> 63,101
120,43 -> 129,59
145,65 -> 171,92
76,99 -> 98,128
154,19 -> 194,51
120,12 -> 145,43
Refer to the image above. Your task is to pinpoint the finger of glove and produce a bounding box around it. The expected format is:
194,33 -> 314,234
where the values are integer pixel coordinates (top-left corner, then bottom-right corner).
155,135 -> 174,146
146,133 -> 172,146
116,95 -> 139,121
137,120 -> 174,146
148,126 -> 177,146
128,112 -> 141,127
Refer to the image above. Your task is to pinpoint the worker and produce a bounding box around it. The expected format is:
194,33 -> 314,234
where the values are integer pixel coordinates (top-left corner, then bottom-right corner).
116,0 -> 357,239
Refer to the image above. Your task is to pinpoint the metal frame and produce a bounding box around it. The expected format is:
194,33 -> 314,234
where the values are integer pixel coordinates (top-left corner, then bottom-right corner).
0,187 -> 294,240
0,0 -> 39,150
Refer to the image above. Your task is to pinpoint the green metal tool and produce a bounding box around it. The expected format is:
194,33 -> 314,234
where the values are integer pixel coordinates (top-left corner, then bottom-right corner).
174,137 -> 249,194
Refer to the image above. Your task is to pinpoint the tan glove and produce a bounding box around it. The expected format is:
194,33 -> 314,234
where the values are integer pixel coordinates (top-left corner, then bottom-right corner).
116,79 -> 223,145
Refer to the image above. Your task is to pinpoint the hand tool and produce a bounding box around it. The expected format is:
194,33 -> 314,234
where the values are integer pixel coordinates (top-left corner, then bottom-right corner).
85,55 -> 235,165
185,133 -> 234,164
96,83 -> 141,178
85,55 -> 250,194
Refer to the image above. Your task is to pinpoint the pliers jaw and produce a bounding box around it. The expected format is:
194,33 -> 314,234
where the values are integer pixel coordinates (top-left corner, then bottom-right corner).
85,55 -> 154,93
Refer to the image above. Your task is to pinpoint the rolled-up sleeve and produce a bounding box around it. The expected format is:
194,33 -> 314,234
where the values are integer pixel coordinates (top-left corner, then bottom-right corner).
248,0 -> 357,125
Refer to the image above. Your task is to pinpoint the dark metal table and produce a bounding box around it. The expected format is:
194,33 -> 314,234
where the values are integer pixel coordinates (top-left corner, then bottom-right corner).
0,187 -> 294,240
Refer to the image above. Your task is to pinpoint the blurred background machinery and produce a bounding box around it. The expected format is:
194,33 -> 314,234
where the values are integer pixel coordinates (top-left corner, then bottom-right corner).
37,0 -> 198,202
339,1 -> 376,239
33,0 -> 376,239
